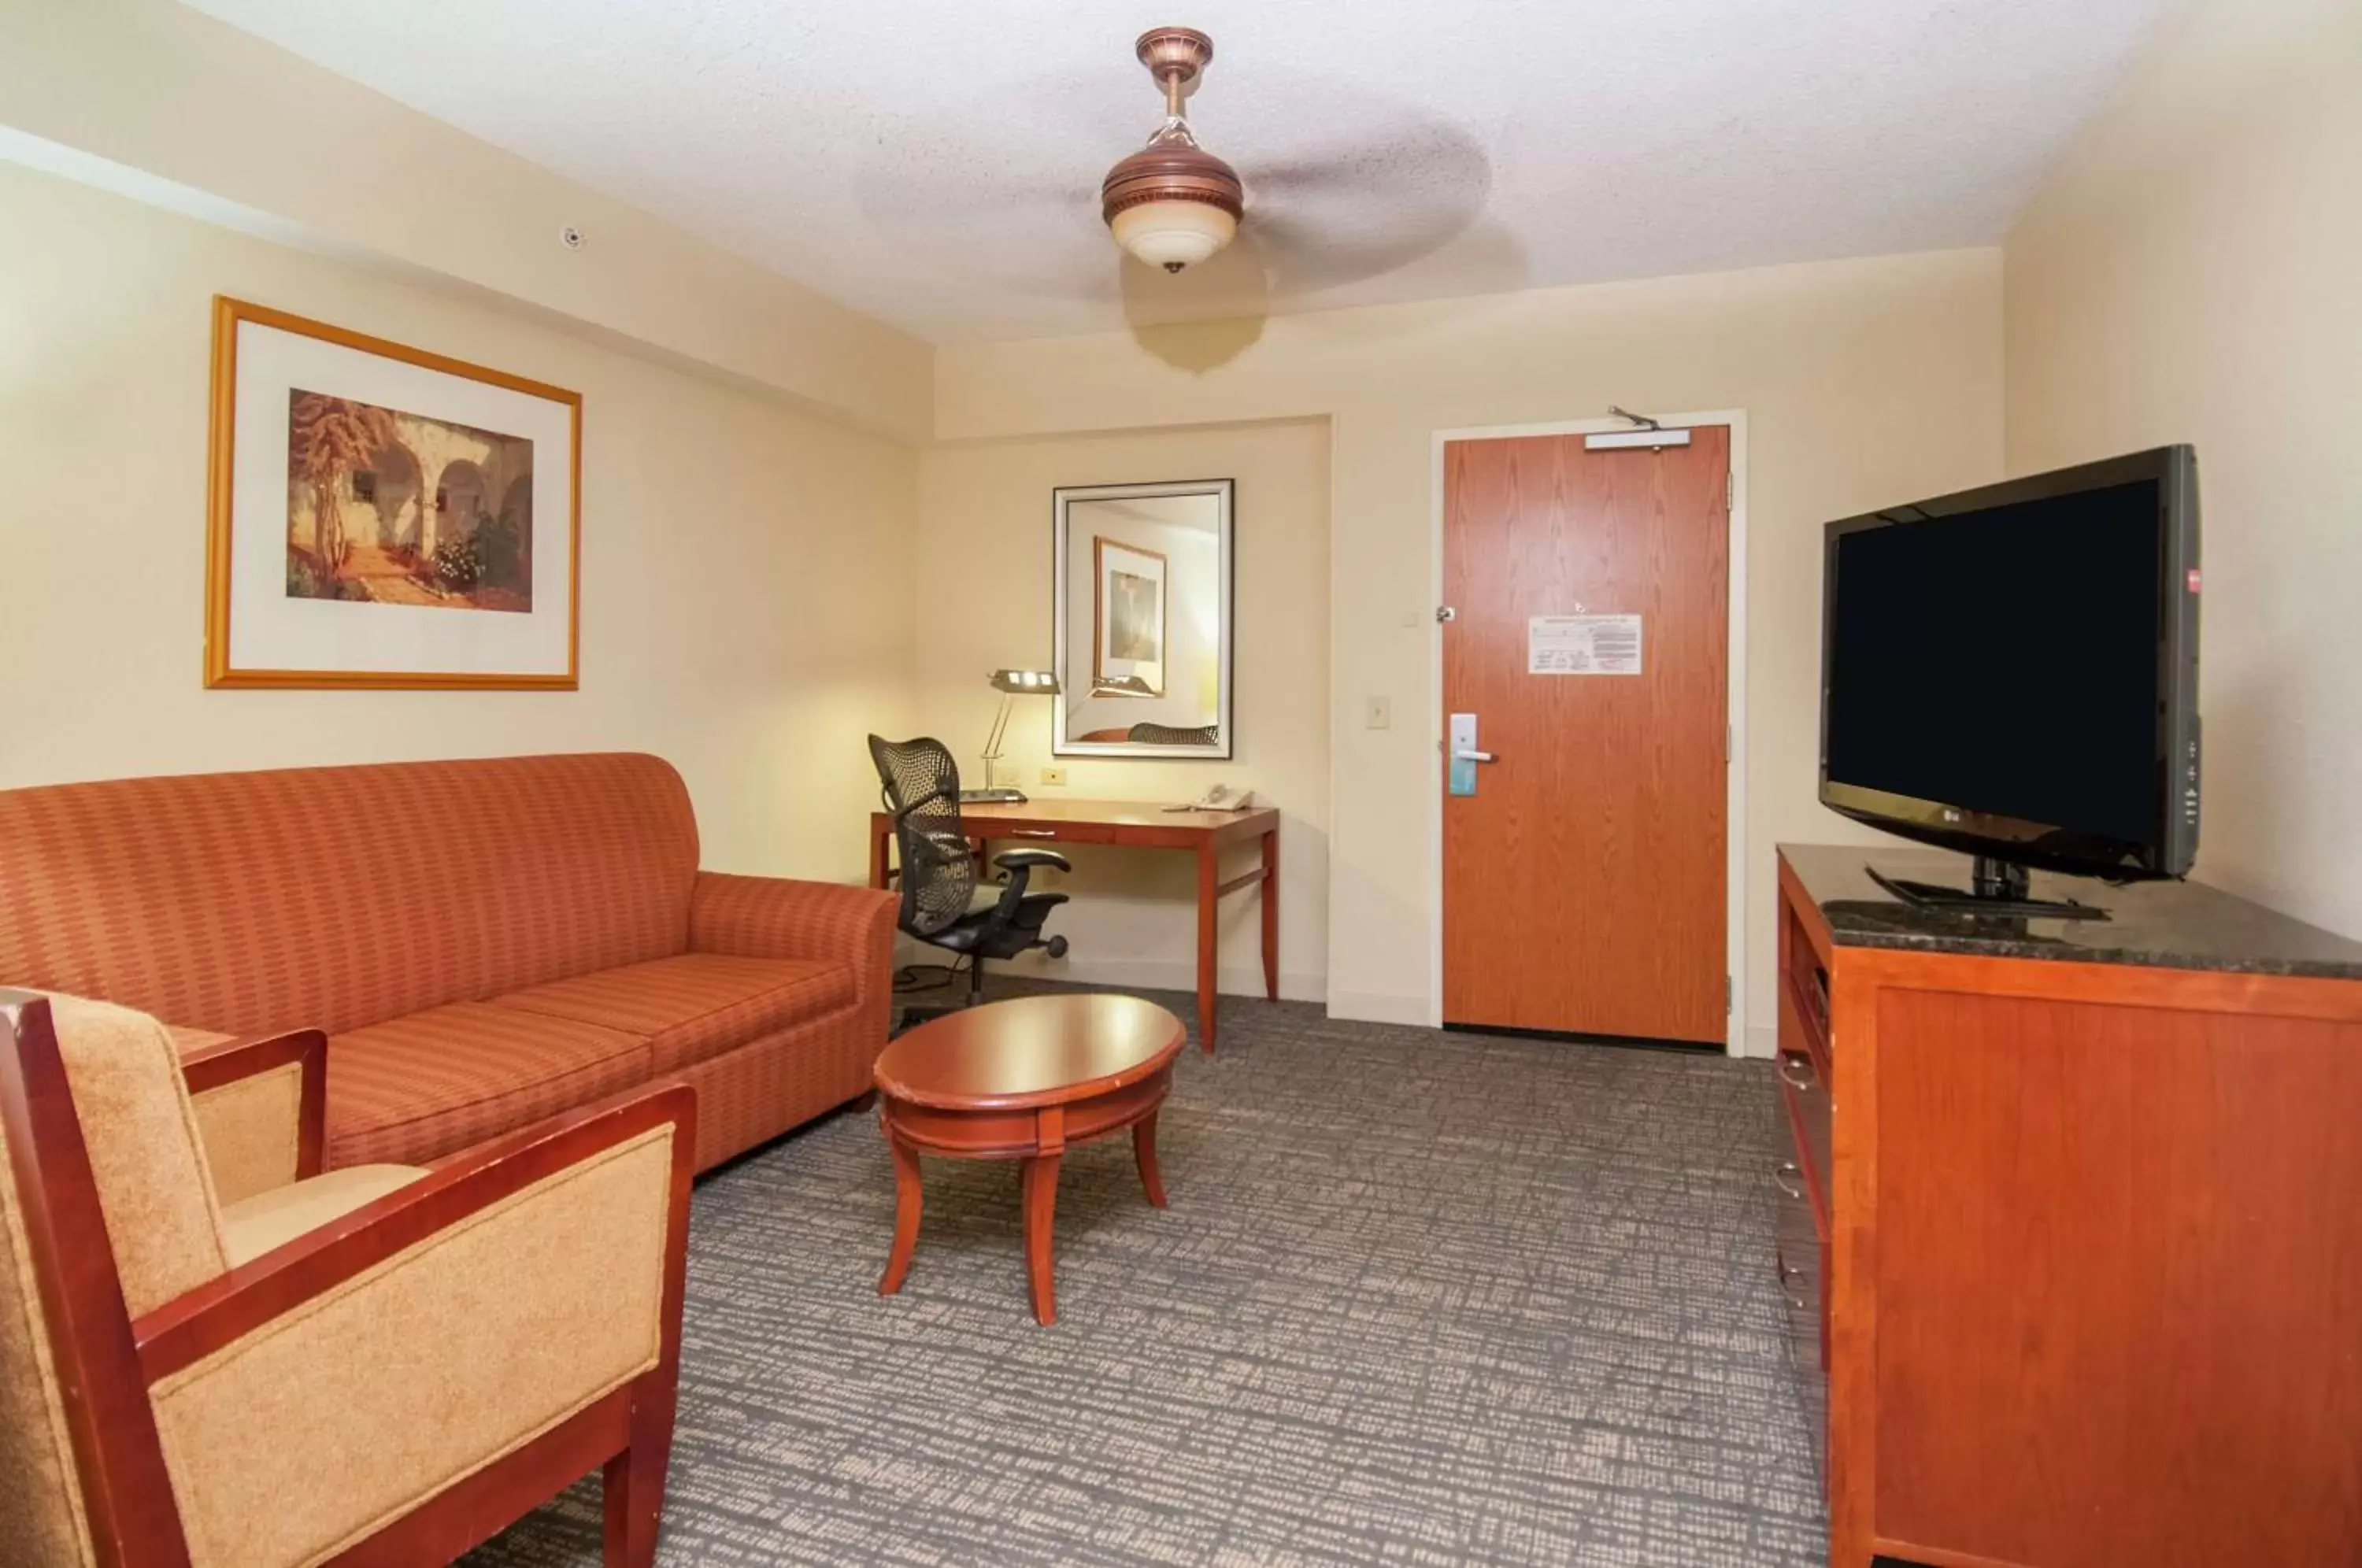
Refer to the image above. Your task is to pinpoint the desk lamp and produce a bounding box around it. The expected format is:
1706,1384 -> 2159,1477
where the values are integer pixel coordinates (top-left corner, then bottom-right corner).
967,668 -> 1061,804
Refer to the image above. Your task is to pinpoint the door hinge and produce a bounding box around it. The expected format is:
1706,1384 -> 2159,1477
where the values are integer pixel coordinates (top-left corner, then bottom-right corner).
1435,605 -> 1457,623
1725,471 -> 1734,512
1724,723 -> 1731,764
1726,975 -> 1733,1015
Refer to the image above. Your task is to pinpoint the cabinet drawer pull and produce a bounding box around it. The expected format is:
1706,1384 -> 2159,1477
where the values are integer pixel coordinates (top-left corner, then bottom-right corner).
1009,828 -> 1059,838
1772,1161 -> 1805,1201
1779,1055 -> 1816,1092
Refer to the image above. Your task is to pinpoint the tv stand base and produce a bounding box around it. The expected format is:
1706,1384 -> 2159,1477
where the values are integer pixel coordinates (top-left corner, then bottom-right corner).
1866,855 -> 2110,921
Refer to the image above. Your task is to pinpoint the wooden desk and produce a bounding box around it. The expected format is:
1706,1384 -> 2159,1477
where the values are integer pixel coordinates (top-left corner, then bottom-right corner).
867,799 -> 1280,1052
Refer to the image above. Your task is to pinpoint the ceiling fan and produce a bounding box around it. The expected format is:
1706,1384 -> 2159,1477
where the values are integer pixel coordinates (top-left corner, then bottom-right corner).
857,26 -> 1490,309
1099,28 -> 1245,273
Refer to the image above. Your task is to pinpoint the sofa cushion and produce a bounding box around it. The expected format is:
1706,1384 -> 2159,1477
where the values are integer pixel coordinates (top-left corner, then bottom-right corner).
0,753 -> 701,1037
326,1004 -> 650,1168
494,953 -> 857,1074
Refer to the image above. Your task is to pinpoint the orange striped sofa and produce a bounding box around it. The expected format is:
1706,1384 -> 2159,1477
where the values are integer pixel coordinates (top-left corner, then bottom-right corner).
0,753 -> 894,1172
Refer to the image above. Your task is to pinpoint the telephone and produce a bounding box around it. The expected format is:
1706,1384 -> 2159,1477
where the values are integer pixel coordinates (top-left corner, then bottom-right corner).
1169,782 -> 1254,812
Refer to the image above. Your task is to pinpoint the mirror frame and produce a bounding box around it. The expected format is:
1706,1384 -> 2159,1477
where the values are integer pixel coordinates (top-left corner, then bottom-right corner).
1050,478 -> 1235,760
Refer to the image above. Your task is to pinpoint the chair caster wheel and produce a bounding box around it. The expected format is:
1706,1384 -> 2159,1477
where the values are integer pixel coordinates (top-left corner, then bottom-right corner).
1045,936 -> 1069,960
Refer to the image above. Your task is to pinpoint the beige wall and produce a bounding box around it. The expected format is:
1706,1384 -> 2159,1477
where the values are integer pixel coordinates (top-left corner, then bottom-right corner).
0,161 -> 916,883
937,250 -> 2005,1040
0,0 -> 930,439
2005,0 -> 2361,941
914,420 -> 1331,998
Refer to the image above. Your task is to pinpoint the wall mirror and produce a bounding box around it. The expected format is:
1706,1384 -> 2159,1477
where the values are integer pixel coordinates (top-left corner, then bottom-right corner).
1052,479 -> 1235,759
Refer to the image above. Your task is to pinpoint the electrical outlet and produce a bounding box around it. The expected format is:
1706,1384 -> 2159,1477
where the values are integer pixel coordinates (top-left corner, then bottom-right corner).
1038,765 -> 1068,786
1364,696 -> 1393,730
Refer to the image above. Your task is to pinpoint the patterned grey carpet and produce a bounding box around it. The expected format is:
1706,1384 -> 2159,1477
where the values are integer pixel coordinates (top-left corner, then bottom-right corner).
464,980 -> 1825,1566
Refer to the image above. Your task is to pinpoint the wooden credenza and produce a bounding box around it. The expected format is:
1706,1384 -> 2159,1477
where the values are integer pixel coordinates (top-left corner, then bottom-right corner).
1776,845 -> 2362,1568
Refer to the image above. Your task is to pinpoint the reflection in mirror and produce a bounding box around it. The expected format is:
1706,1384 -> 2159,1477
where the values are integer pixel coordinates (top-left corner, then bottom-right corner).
1052,479 -> 1234,758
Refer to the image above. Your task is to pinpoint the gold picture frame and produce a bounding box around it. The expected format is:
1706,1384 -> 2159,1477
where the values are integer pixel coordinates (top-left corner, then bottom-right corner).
204,295 -> 583,690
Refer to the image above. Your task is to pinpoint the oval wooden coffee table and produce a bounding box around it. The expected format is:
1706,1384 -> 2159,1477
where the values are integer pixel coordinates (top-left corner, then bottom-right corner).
872,993 -> 1187,1326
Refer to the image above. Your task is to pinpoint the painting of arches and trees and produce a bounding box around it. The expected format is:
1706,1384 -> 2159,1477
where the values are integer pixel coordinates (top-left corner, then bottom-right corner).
285,388 -> 535,612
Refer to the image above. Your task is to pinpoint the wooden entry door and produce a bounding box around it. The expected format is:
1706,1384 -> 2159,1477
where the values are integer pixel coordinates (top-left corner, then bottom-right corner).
1441,428 -> 1730,1043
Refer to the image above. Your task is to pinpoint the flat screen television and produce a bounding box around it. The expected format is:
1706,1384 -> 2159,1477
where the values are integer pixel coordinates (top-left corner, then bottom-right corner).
1820,446 -> 2201,917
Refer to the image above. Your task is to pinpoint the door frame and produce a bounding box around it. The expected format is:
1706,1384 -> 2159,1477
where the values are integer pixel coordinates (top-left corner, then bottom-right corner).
1427,411 -> 1751,1057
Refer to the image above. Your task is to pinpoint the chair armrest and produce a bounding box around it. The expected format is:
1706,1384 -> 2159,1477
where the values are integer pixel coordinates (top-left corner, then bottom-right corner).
128,1083 -> 696,1563
689,871 -> 896,1008
987,850 -> 1070,925
180,1028 -> 327,1198
993,849 -> 1072,875
135,1080 -> 695,1381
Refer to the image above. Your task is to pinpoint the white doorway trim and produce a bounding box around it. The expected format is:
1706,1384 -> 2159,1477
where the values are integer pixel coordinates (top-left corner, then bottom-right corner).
1426,411 -> 1752,1057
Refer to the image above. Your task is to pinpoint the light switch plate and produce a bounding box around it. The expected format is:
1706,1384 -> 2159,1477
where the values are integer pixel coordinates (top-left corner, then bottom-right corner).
1038,765 -> 1068,786
1364,696 -> 1393,730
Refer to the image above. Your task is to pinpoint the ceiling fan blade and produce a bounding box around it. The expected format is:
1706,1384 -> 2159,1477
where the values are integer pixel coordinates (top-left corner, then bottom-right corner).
1244,202 -> 1474,294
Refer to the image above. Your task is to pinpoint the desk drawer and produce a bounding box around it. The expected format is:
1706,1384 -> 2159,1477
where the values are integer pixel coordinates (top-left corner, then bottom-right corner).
985,822 -> 1120,848
1774,1156 -> 1829,1488
1777,1050 -> 1831,1232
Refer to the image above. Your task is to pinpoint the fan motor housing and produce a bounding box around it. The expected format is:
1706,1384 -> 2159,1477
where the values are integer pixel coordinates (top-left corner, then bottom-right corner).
1099,143 -> 1245,227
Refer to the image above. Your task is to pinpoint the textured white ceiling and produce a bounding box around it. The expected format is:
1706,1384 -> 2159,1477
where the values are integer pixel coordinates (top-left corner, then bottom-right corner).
180,0 -> 2166,344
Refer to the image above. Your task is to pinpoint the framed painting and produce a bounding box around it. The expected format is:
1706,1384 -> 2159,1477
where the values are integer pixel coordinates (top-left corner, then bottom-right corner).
1092,536 -> 1168,697
204,296 -> 582,689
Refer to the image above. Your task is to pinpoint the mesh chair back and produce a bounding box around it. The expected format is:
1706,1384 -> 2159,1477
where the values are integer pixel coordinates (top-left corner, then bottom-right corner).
1127,722 -> 1220,746
866,736 -> 976,939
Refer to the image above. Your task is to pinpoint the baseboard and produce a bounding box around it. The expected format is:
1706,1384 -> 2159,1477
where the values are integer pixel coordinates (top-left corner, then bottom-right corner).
1325,990 -> 1432,1028
1744,1022 -> 1779,1060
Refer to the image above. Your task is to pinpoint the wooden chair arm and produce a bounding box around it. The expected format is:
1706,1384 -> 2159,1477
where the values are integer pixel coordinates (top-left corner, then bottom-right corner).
177,1028 -> 327,1181
132,1082 -> 698,1385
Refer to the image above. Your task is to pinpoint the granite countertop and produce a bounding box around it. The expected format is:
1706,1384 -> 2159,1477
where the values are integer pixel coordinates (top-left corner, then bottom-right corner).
1779,843 -> 2362,981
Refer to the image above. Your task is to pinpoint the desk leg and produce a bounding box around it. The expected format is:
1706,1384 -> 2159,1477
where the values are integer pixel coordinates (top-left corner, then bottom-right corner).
868,823 -> 890,890
1260,827 -> 1280,1002
1196,840 -> 1219,1054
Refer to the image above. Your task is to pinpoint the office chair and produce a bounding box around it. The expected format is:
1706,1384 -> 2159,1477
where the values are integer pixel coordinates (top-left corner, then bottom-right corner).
868,734 -> 1071,1011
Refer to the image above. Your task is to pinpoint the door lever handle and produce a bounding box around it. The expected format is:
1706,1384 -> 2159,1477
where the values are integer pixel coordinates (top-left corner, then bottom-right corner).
1447,712 -> 1488,797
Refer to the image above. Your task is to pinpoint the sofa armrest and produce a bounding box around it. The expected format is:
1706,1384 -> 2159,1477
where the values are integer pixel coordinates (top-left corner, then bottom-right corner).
130,1083 -> 695,1566
178,1029 -> 326,1201
689,871 -> 896,1005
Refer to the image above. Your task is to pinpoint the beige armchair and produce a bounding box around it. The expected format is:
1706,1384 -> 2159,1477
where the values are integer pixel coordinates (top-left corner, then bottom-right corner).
0,989 -> 695,1568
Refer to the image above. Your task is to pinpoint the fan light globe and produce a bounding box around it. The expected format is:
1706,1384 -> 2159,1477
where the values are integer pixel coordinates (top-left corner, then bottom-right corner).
1111,198 -> 1238,272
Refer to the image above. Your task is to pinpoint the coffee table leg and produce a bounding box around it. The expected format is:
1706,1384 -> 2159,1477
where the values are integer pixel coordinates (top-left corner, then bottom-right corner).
879,1135 -> 922,1296
1021,1152 -> 1061,1325
1133,1111 -> 1168,1208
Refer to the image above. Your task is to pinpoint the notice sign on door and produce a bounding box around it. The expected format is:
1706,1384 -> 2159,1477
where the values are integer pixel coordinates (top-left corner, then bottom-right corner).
1528,614 -> 1642,675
